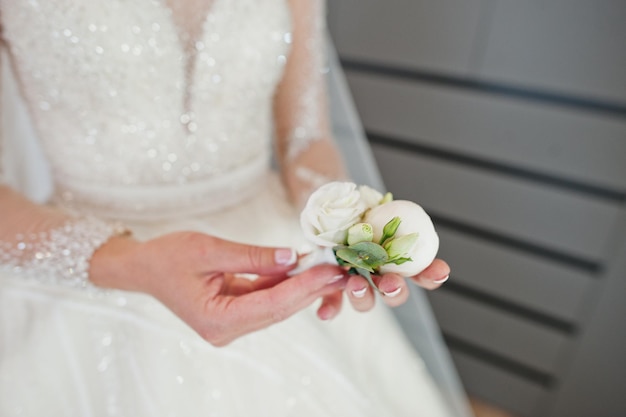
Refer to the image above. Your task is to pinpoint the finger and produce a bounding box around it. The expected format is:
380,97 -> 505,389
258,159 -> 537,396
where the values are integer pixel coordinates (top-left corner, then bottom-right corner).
223,272 -> 311,297
249,274 -> 291,291
345,275 -> 376,312
204,237 -> 298,276
376,274 -> 410,307
317,291 -> 344,320
221,264 -> 348,335
219,274 -> 255,296
221,273 -> 287,296
410,258 -> 451,290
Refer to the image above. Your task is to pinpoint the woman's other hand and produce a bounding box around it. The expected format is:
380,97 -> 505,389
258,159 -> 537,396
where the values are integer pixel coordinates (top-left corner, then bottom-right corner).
316,258 -> 450,319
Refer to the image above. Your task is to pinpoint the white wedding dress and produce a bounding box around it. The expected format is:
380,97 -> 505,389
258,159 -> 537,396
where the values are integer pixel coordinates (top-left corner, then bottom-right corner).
0,1 -> 460,416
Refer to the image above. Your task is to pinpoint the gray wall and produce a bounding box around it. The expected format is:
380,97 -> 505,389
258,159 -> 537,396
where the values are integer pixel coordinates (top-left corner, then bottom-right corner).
328,1 -> 626,416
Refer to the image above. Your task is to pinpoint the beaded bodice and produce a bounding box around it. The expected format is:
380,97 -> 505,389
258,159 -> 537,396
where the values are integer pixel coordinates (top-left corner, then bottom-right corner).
0,0 -> 292,218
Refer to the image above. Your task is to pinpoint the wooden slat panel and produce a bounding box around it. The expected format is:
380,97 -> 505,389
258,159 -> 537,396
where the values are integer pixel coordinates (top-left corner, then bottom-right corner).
346,71 -> 626,193
480,0 -> 626,105
451,350 -> 545,417
371,143 -> 620,263
328,0 -> 485,76
547,208 -> 626,417
437,226 -> 592,323
429,290 -> 568,375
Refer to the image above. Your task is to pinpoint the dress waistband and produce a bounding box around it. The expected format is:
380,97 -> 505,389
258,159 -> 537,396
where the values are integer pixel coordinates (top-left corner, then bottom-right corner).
53,157 -> 269,222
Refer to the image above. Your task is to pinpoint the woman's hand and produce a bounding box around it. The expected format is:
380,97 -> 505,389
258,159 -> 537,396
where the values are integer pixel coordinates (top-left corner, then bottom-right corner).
316,258 -> 450,319
89,231 -> 347,346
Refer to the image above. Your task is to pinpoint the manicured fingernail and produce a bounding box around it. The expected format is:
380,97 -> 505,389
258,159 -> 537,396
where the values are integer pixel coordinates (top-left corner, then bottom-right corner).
433,275 -> 450,284
275,248 -> 297,265
351,287 -> 368,298
383,287 -> 402,297
329,274 -> 345,284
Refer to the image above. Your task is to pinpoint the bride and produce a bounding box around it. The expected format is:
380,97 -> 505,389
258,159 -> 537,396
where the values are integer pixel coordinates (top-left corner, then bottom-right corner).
0,0 -> 466,415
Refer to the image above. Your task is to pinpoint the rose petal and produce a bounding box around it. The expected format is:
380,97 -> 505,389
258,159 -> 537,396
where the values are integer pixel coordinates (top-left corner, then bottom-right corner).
300,181 -> 371,247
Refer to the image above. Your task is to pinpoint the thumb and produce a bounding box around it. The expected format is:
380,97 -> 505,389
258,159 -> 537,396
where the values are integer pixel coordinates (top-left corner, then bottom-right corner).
208,238 -> 298,275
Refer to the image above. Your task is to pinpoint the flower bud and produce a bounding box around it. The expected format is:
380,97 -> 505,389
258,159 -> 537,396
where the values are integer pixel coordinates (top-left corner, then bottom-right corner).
347,223 -> 374,246
364,200 -> 439,276
380,192 -> 393,205
383,233 -> 419,259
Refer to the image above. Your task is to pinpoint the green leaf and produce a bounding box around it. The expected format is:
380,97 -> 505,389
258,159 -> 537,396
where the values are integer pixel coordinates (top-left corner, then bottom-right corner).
335,257 -> 349,267
354,267 -> 371,280
349,241 -> 389,268
333,245 -> 346,264
383,233 -> 419,258
387,256 -> 412,265
380,192 -> 393,204
335,248 -> 375,272
379,216 -> 401,245
354,267 -> 381,293
335,243 -> 387,293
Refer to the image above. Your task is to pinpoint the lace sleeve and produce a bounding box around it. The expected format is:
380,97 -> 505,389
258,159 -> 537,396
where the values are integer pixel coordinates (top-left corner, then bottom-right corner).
0,46 -> 127,288
0,175 -> 129,288
274,0 -> 348,209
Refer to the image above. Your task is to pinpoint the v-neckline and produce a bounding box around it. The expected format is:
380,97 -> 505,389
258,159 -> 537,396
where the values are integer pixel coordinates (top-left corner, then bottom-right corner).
161,0 -> 221,111
163,0 -> 218,54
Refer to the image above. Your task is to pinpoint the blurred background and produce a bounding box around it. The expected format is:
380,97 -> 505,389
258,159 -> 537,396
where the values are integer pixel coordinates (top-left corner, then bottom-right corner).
327,1 -> 626,417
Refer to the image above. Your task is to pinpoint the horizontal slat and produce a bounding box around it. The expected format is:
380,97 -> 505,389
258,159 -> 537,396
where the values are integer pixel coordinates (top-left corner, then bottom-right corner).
437,226 -> 592,323
547,214 -> 626,417
371,143 -> 620,263
345,71 -> 626,193
451,349 -> 545,417
429,290 -> 568,375
480,0 -> 626,105
328,0 -> 484,76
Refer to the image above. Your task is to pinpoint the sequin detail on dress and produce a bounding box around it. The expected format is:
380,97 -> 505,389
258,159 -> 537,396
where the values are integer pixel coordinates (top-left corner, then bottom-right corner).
0,217 -> 127,287
0,0 -> 291,218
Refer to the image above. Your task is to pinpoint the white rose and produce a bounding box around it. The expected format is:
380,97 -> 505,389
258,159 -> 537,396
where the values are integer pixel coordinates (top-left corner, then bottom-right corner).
300,182 -> 368,247
358,185 -> 384,209
364,200 -> 439,276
